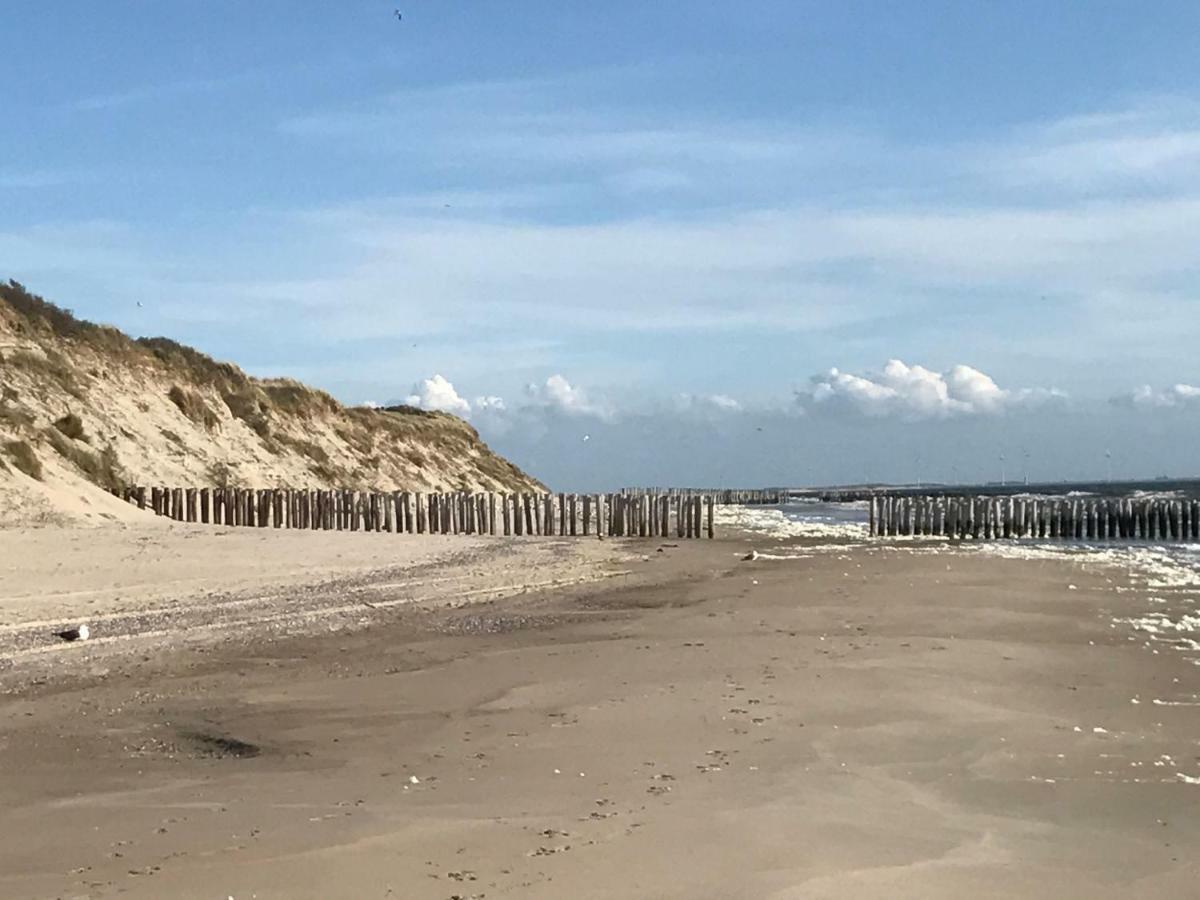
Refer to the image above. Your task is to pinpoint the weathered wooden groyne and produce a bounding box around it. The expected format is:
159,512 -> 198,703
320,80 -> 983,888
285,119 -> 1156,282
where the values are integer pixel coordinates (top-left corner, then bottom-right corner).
869,494 -> 1200,542
627,488 -> 784,505
113,486 -> 716,539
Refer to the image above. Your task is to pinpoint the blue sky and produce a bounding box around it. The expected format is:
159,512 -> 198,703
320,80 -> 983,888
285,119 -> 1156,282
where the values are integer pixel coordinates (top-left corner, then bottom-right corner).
6,2 -> 1200,489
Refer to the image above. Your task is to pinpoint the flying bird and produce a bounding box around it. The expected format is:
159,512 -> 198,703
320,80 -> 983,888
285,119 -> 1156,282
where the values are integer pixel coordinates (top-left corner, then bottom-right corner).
394,9 -> 402,20
54,624 -> 90,642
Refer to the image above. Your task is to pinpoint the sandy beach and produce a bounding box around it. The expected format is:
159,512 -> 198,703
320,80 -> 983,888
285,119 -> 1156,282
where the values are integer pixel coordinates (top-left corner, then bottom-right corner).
1,525 -> 1198,899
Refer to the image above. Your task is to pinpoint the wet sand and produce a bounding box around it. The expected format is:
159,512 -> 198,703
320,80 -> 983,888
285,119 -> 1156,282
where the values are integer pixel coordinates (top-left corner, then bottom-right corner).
1,533 -> 1198,898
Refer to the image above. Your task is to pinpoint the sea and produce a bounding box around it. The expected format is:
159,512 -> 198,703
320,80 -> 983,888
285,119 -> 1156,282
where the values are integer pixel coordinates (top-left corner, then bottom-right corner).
717,497 -> 1200,587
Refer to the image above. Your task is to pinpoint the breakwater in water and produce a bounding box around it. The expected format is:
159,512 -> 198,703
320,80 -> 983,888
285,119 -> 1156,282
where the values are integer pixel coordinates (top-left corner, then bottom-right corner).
869,494 -> 1200,542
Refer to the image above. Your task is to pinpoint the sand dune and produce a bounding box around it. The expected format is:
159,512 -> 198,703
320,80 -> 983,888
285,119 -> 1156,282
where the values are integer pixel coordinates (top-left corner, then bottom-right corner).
0,281 -> 541,527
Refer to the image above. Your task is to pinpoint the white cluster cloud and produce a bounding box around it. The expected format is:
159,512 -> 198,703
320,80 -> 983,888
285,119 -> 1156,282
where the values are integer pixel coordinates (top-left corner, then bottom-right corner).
702,393 -> 741,411
525,374 -> 612,420
473,395 -> 507,412
405,374 -> 471,416
801,359 -> 1063,419
403,373 -> 614,422
669,393 -> 745,417
1114,383 -> 1200,409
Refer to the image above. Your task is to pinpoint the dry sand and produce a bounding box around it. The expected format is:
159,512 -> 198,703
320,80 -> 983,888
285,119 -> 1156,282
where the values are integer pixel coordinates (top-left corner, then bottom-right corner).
1,528 -> 1198,898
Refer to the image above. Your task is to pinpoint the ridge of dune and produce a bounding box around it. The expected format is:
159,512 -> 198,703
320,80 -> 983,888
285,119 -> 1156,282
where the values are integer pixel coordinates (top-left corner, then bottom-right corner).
0,280 -> 542,527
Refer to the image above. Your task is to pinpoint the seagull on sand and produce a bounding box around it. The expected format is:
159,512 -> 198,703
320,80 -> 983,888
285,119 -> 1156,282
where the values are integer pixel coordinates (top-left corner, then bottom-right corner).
54,624 -> 90,642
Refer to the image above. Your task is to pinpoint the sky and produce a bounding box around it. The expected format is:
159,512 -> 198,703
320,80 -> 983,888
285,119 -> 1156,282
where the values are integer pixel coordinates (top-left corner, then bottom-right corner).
5,1 -> 1200,490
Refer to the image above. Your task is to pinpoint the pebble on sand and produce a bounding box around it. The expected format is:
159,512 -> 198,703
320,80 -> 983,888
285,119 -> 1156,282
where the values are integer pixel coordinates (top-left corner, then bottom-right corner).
54,624 -> 90,642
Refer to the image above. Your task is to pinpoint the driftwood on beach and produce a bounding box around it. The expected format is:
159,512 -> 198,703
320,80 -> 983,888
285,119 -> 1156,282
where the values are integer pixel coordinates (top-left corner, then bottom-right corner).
868,493 -> 1200,542
115,486 -> 718,539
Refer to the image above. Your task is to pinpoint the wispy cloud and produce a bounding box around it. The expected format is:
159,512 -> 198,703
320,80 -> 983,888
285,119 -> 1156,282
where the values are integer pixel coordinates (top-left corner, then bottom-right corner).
14,83 -> 1200,416
64,74 -> 242,112
978,96 -> 1200,192
279,68 -> 882,202
0,169 -> 79,189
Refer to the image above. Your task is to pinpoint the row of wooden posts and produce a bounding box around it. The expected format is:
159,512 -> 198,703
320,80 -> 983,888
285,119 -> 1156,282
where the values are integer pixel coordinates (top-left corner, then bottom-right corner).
870,494 -> 1200,542
115,486 -> 717,539
629,488 -> 784,505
